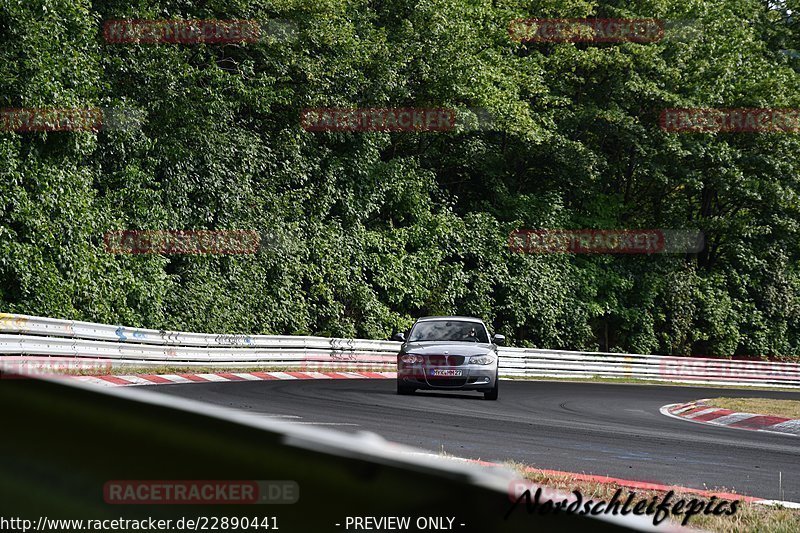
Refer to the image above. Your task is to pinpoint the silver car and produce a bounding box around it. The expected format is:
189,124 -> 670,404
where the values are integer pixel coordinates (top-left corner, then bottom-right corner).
394,316 -> 504,400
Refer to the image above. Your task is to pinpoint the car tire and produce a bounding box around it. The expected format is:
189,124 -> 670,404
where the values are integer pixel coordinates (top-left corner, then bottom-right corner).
483,373 -> 499,400
397,382 -> 415,395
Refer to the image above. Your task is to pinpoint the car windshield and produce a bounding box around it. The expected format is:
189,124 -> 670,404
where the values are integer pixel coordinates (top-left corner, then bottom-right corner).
408,321 -> 490,343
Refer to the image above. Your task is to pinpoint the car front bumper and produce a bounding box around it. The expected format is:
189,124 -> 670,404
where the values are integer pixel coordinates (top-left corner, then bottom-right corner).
397,364 -> 497,390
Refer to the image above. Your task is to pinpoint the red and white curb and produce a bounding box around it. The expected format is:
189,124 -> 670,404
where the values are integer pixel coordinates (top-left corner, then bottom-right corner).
661,399 -> 800,437
61,371 -> 398,387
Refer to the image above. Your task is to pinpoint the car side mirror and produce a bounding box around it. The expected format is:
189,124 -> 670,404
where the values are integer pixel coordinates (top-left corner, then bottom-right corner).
392,332 -> 405,342
492,334 -> 505,346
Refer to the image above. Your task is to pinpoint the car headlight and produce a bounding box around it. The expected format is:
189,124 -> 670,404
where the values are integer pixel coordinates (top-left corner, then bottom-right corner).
468,355 -> 495,365
400,354 -> 423,364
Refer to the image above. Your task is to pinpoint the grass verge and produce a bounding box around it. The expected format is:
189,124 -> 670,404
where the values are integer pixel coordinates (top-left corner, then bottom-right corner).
704,398 -> 800,419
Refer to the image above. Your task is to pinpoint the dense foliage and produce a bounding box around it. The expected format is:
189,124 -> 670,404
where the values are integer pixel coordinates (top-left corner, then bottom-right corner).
1,0 -> 799,358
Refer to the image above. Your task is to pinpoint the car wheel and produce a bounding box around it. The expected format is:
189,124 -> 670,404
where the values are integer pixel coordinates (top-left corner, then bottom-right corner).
483,373 -> 499,400
397,382 -> 415,395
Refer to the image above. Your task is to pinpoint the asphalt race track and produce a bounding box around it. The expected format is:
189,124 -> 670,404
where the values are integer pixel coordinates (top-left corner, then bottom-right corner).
153,379 -> 800,501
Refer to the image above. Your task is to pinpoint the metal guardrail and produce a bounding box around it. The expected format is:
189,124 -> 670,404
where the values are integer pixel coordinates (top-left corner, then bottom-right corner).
499,349 -> 800,388
2,312 -> 799,388
0,312 -> 399,369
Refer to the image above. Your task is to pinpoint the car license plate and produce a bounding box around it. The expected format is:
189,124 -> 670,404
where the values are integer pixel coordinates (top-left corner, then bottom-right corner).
431,369 -> 462,377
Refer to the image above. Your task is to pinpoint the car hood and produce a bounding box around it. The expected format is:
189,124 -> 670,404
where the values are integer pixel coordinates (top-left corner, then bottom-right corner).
403,341 -> 494,357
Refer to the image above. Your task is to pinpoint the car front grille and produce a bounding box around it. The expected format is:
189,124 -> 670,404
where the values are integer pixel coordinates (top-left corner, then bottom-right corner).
424,355 -> 465,366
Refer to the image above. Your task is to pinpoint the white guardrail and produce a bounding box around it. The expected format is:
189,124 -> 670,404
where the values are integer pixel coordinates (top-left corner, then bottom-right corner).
2,312 -> 800,388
